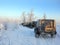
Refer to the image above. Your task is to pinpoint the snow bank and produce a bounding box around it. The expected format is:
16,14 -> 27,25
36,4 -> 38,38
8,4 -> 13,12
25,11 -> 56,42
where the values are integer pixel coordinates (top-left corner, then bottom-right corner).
0,23 -> 60,45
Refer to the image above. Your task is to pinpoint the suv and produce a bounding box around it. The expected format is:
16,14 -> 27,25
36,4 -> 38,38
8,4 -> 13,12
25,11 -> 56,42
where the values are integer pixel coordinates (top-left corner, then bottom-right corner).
34,19 -> 57,38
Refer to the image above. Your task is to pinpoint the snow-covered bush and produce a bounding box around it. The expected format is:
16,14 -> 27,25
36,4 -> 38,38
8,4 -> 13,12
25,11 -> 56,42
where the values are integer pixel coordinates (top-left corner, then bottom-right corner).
0,24 -> 5,30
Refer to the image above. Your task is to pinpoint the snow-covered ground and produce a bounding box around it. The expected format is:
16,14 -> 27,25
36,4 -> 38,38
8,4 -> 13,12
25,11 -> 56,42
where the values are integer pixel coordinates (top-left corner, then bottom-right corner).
0,23 -> 60,45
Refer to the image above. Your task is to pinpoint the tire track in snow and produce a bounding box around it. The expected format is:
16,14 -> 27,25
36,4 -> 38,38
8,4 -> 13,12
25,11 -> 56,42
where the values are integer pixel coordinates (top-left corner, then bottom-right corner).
56,33 -> 60,38
35,37 -> 49,45
41,37 -> 49,45
35,38 -> 41,45
46,38 -> 55,45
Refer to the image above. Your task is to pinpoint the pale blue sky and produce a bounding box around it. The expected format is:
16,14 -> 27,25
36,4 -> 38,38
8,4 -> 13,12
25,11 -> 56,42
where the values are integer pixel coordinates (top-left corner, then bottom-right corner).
0,0 -> 60,23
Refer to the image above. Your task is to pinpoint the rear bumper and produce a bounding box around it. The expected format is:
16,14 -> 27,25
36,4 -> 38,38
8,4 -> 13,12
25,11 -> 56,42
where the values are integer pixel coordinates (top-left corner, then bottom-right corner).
38,30 -> 56,34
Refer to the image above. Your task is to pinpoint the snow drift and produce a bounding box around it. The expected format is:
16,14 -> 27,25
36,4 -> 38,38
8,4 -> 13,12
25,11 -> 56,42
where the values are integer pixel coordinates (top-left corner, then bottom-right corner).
0,23 -> 60,45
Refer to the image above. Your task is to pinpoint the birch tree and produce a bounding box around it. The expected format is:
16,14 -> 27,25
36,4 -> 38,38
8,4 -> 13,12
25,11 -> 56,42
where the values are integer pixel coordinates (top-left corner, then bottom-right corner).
22,12 -> 26,24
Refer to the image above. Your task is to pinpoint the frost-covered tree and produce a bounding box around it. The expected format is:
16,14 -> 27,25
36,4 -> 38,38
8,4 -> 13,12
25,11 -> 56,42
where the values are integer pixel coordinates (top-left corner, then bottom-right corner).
28,9 -> 35,23
22,12 -> 26,24
43,13 -> 46,19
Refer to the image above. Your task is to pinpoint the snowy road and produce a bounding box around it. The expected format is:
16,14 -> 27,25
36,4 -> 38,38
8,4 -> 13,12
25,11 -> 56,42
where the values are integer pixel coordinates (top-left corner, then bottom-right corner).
0,23 -> 60,45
